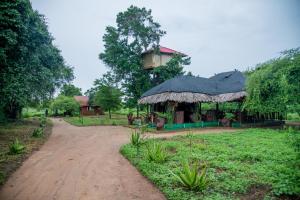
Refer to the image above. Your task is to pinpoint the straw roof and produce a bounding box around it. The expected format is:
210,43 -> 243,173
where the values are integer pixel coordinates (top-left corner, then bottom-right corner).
138,70 -> 247,104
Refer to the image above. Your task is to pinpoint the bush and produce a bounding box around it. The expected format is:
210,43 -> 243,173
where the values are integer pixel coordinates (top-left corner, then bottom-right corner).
32,128 -> 44,138
39,115 -> 47,127
50,95 -> 80,116
9,139 -> 25,154
146,142 -> 168,163
171,160 -> 208,191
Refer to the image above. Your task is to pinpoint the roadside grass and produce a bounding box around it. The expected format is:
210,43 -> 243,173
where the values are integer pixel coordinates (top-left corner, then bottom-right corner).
121,128 -> 300,200
0,118 -> 52,185
64,113 -> 128,126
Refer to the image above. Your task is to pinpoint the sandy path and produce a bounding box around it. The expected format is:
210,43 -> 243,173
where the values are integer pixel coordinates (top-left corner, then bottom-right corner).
0,119 -> 239,200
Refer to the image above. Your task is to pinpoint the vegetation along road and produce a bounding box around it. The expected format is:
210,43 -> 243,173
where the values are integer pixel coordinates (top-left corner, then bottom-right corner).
0,119 -> 238,200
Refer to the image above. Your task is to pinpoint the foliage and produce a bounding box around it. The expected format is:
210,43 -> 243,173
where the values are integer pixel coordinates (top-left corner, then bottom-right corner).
121,129 -> 300,199
32,128 -> 44,138
171,160 -> 208,191
39,115 -> 47,127
244,48 -> 300,115
146,142 -> 168,163
0,0 -> 74,120
224,113 -> 235,120
50,95 -> 80,116
130,131 -> 142,147
9,138 -> 25,154
60,84 -> 82,97
99,6 -> 190,111
64,114 -> 128,126
93,85 -> 122,119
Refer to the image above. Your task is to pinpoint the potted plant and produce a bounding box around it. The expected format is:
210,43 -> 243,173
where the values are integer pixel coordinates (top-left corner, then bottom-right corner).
221,112 -> 235,127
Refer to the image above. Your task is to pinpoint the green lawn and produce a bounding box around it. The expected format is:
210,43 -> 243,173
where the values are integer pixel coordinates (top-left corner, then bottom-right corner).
0,119 -> 52,185
121,129 -> 300,200
64,113 -> 128,126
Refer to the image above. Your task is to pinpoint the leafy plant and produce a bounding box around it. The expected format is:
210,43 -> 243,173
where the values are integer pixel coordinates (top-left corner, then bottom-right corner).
9,139 -> 25,154
32,128 -> 44,138
130,131 -> 142,147
112,121 -> 117,126
146,142 -> 168,163
224,113 -> 235,121
171,160 -> 208,191
39,115 -> 47,127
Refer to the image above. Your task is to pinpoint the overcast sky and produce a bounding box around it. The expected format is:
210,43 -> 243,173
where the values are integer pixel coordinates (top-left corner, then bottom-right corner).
31,0 -> 300,93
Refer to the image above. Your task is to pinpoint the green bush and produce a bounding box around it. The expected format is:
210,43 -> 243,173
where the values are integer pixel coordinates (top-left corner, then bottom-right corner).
32,128 -> 44,138
39,115 -> 47,127
9,139 -> 25,154
146,142 -> 168,163
171,160 -> 208,191
50,95 -> 80,116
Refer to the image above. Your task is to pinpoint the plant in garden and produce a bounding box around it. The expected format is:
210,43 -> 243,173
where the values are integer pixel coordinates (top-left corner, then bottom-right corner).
9,139 -> 25,154
224,113 -> 235,121
146,142 -> 168,163
131,131 -> 142,147
39,115 -> 47,127
50,95 -> 80,116
186,131 -> 194,152
32,128 -> 44,138
171,160 -> 208,191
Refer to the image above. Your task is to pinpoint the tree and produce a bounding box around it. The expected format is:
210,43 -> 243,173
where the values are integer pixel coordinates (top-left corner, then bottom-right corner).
100,6 -> 178,115
60,84 -> 82,97
50,95 -> 80,116
93,86 -> 122,119
0,0 -> 73,120
244,47 -> 300,115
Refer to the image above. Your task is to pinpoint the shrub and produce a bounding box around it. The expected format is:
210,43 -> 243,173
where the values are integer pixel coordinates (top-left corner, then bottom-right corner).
32,128 -> 44,138
171,160 -> 208,191
146,142 -> 168,163
224,113 -> 235,120
9,139 -> 25,154
39,115 -> 47,127
112,121 -> 117,126
50,95 -> 80,116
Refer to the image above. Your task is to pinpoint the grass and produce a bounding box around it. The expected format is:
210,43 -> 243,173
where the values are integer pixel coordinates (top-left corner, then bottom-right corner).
0,118 -> 52,185
121,128 -> 300,200
64,113 -> 128,126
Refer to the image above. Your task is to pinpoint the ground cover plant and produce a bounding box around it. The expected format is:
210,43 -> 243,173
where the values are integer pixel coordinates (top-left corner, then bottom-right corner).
0,118 -> 52,185
121,129 -> 300,200
64,113 -> 128,126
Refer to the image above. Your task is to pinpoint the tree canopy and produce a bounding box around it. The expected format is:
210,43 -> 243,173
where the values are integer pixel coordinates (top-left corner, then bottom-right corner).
60,84 -> 82,97
0,0 -> 73,120
99,5 -> 190,111
93,85 -> 122,119
244,48 -> 300,115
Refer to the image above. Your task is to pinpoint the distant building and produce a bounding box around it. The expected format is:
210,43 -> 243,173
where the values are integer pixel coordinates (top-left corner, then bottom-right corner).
141,46 -> 187,69
74,96 -> 103,116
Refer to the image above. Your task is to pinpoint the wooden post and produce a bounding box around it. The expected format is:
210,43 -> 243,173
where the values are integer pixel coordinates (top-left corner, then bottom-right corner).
199,102 -> 202,121
216,102 -> 219,120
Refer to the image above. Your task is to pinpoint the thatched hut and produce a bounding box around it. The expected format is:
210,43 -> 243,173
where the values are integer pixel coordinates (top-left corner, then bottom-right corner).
139,70 -> 284,128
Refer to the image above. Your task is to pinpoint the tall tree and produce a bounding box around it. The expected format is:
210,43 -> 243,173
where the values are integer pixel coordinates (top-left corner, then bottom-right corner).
99,5 -> 190,115
60,84 -> 82,97
0,0 -> 73,120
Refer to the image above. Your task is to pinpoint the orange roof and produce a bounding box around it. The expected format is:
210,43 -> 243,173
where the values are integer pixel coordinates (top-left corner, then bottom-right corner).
74,96 -> 89,106
142,46 -> 187,56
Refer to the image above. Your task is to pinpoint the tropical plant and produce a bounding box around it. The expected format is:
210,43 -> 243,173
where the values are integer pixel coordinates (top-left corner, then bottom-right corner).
146,142 -> 168,163
171,160 -> 208,191
224,113 -> 235,121
130,131 -> 142,147
9,139 -> 25,154
32,128 -> 44,138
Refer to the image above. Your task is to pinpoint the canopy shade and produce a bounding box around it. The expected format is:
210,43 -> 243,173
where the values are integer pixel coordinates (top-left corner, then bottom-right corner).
138,70 -> 247,104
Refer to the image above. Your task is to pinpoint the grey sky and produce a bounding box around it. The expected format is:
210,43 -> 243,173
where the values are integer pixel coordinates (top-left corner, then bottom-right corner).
31,0 -> 300,93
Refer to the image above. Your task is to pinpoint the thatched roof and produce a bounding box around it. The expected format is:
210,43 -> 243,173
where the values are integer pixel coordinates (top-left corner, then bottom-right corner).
138,70 -> 246,104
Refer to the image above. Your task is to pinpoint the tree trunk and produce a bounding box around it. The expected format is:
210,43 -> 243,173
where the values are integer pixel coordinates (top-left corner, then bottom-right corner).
109,109 -> 111,119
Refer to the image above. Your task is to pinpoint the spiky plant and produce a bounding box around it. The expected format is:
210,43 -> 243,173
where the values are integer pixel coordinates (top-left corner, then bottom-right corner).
9,138 -> 25,154
171,160 -> 208,191
130,131 -> 142,147
146,142 -> 168,163
32,128 -> 44,138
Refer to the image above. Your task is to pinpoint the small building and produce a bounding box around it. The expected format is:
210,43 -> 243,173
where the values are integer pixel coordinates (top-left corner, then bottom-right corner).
142,46 -> 187,69
74,96 -> 103,116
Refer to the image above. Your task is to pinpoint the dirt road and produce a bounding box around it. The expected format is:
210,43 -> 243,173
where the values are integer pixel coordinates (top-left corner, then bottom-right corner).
0,119 -> 238,200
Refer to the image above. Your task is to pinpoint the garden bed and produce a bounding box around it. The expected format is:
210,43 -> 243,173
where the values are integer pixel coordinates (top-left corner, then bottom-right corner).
0,118 -> 52,186
121,128 -> 300,200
